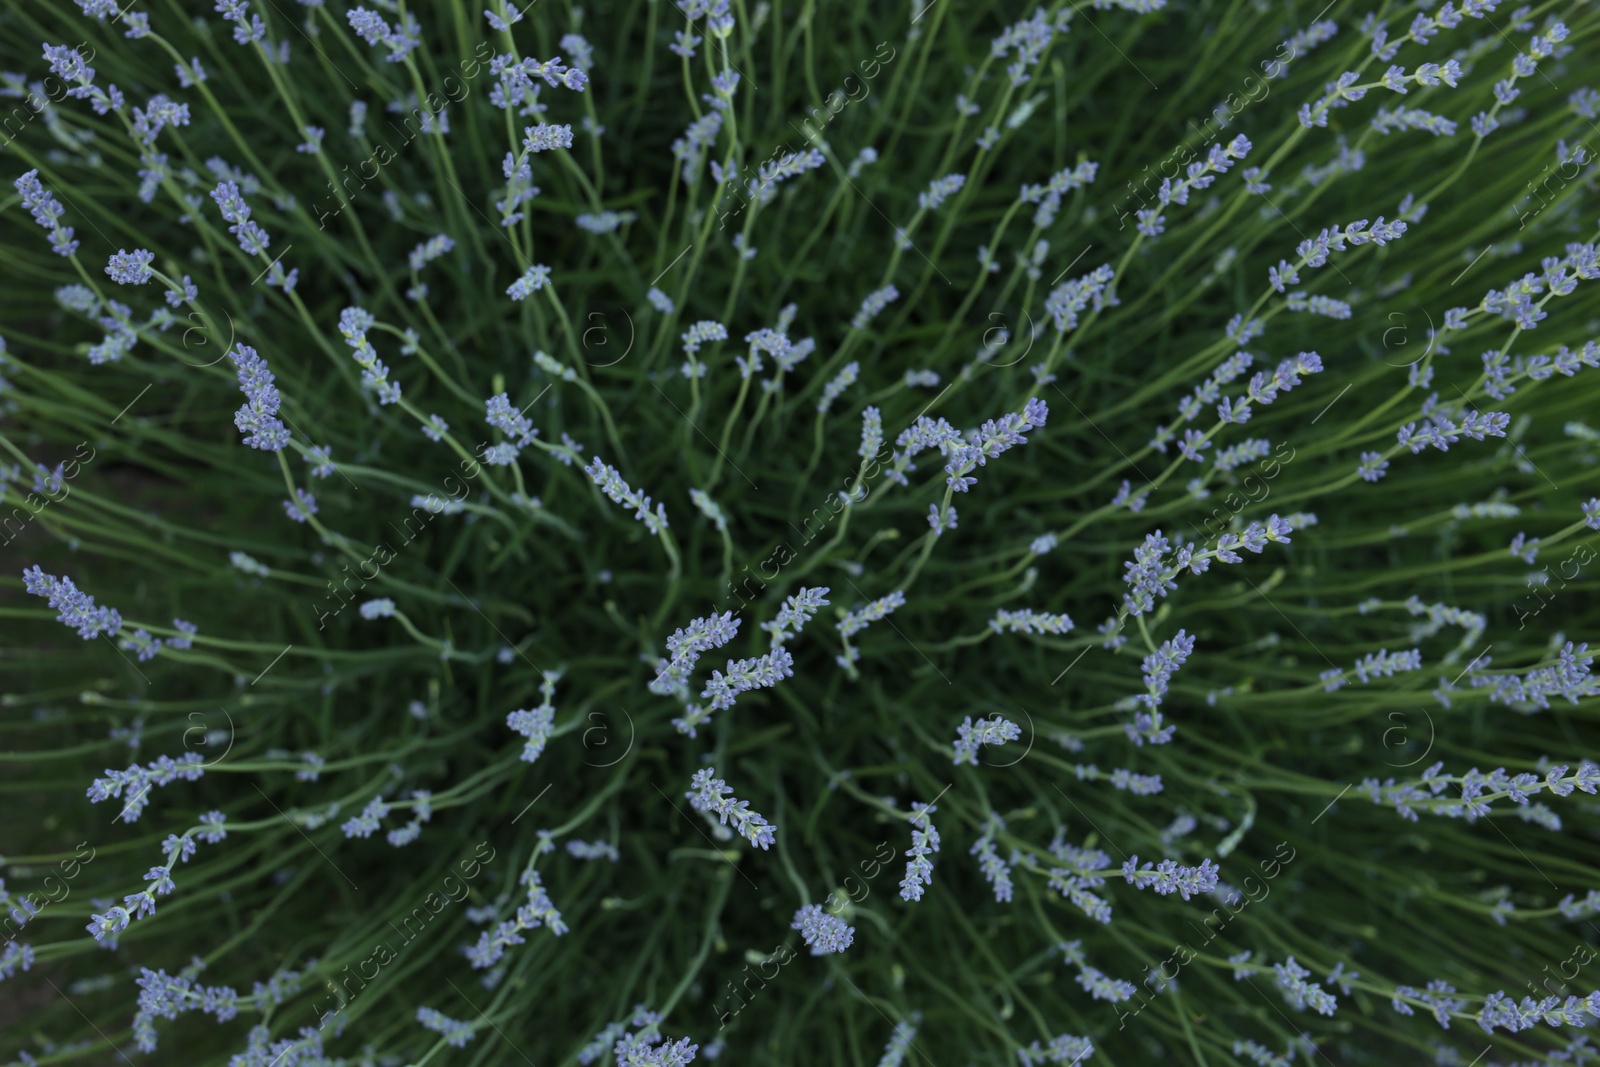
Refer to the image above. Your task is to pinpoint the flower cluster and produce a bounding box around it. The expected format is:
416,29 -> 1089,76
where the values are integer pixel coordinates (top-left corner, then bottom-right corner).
347,6 -> 422,62
791,903 -> 854,955
465,865 -> 567,969
1319,646 -> 1422,692
89,824 -> 212,954
699,648 -> 795,712
508,671 -> 561,763
1359,759 -> 1599,823
989,608 -> 1073,635
585,457 -> 669,534
15,170 -> 78,256
970,815 -> 1014,903
686,768 -> 775,849
851,285 -> 900,330
952,715 -> 1021,765
130,963 -> 241,1052
1120,854 -> 1220,900
1060,941 -> 1138,1003
654,611 -> 741,698
899,802 -> 940,902
1269,217 -> 1408,292
1016,1034 -> 1095,1065
23,566 -> 123,640
224,343 -> 291,450
416,1006 -> 476,1047
337,307 -> 399,404
1273,956 -> 1338,1015
761,587 -> 831,645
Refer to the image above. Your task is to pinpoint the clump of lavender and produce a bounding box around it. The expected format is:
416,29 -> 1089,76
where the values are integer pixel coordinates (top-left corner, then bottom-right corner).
9,0 -> 1600,1063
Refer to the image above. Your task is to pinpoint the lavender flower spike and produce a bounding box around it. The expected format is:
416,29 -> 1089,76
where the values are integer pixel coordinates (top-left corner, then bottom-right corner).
24,566 -> 124,640
899,801 -> 940,901
952,715 -> 1022,765
1120,854 -> 1221,900
791,903 -> 854,955
15,170 -> 78,256
686,768 -> 775,849
584,456 -> 669,534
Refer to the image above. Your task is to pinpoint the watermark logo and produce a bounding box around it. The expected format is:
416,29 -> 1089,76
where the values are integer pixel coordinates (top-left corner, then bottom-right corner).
581,706 -> 635,767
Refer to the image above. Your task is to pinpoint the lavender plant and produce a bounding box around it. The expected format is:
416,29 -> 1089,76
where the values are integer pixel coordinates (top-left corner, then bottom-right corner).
3,0 -> 1600,1063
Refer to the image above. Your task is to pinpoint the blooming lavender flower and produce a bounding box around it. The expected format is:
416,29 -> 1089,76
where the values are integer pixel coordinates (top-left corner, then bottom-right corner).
918,174 -> 966,211
817,361 -> 860,413
658,611 -> 741,683
407,235 -> 454,272
849,405 -> 885,460
838,590 -> 906,638
167,619 -> 197,651
1272,217 -> 1409,293
215,0 -> 267,44
1044,264 -> 1118,331
84,751 -> 205,823
1272,956 -> 1339,1015
14,170 -> 77,256
851,285 -> 899,330
347,7 -> 420,62
465,865 -> 566,969
761,587 -> 830,645
899,802 -> 940,901
686,768 -> 775,849
584,457 -> 668,534
647,287 -> 675,313
989,608 -> 1073,635
1109,768 -> 1163,795
507,263 -> 552,301
282,488 -> 317,523
340,795 -> 390,839
952,715 -> 1021,765
0,941 -> 35,982
700,647 -> 794,712
358,598 -> 395,620
576,209 -> 638,234
1017,1035 -> 1095,1065
210,347 -> 273,424
524,122 -> 574,153
1059,943 -> 1137,1003
941,397 -> 1048,495
747,148 -> 825,203
23,566 -> 123,640
791,903 -> 854,955
129,961 -> 242,1050
417,1006 -> 476,1047
680,320 -> 727,357
1136,626 -> 1195,731
566,839 -> 620,862
104,247 -> 156,286
120,629 -> 160,661
1120,855 -> 1220,900
508,672 -> 560,762
970,816 -> 1013,903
